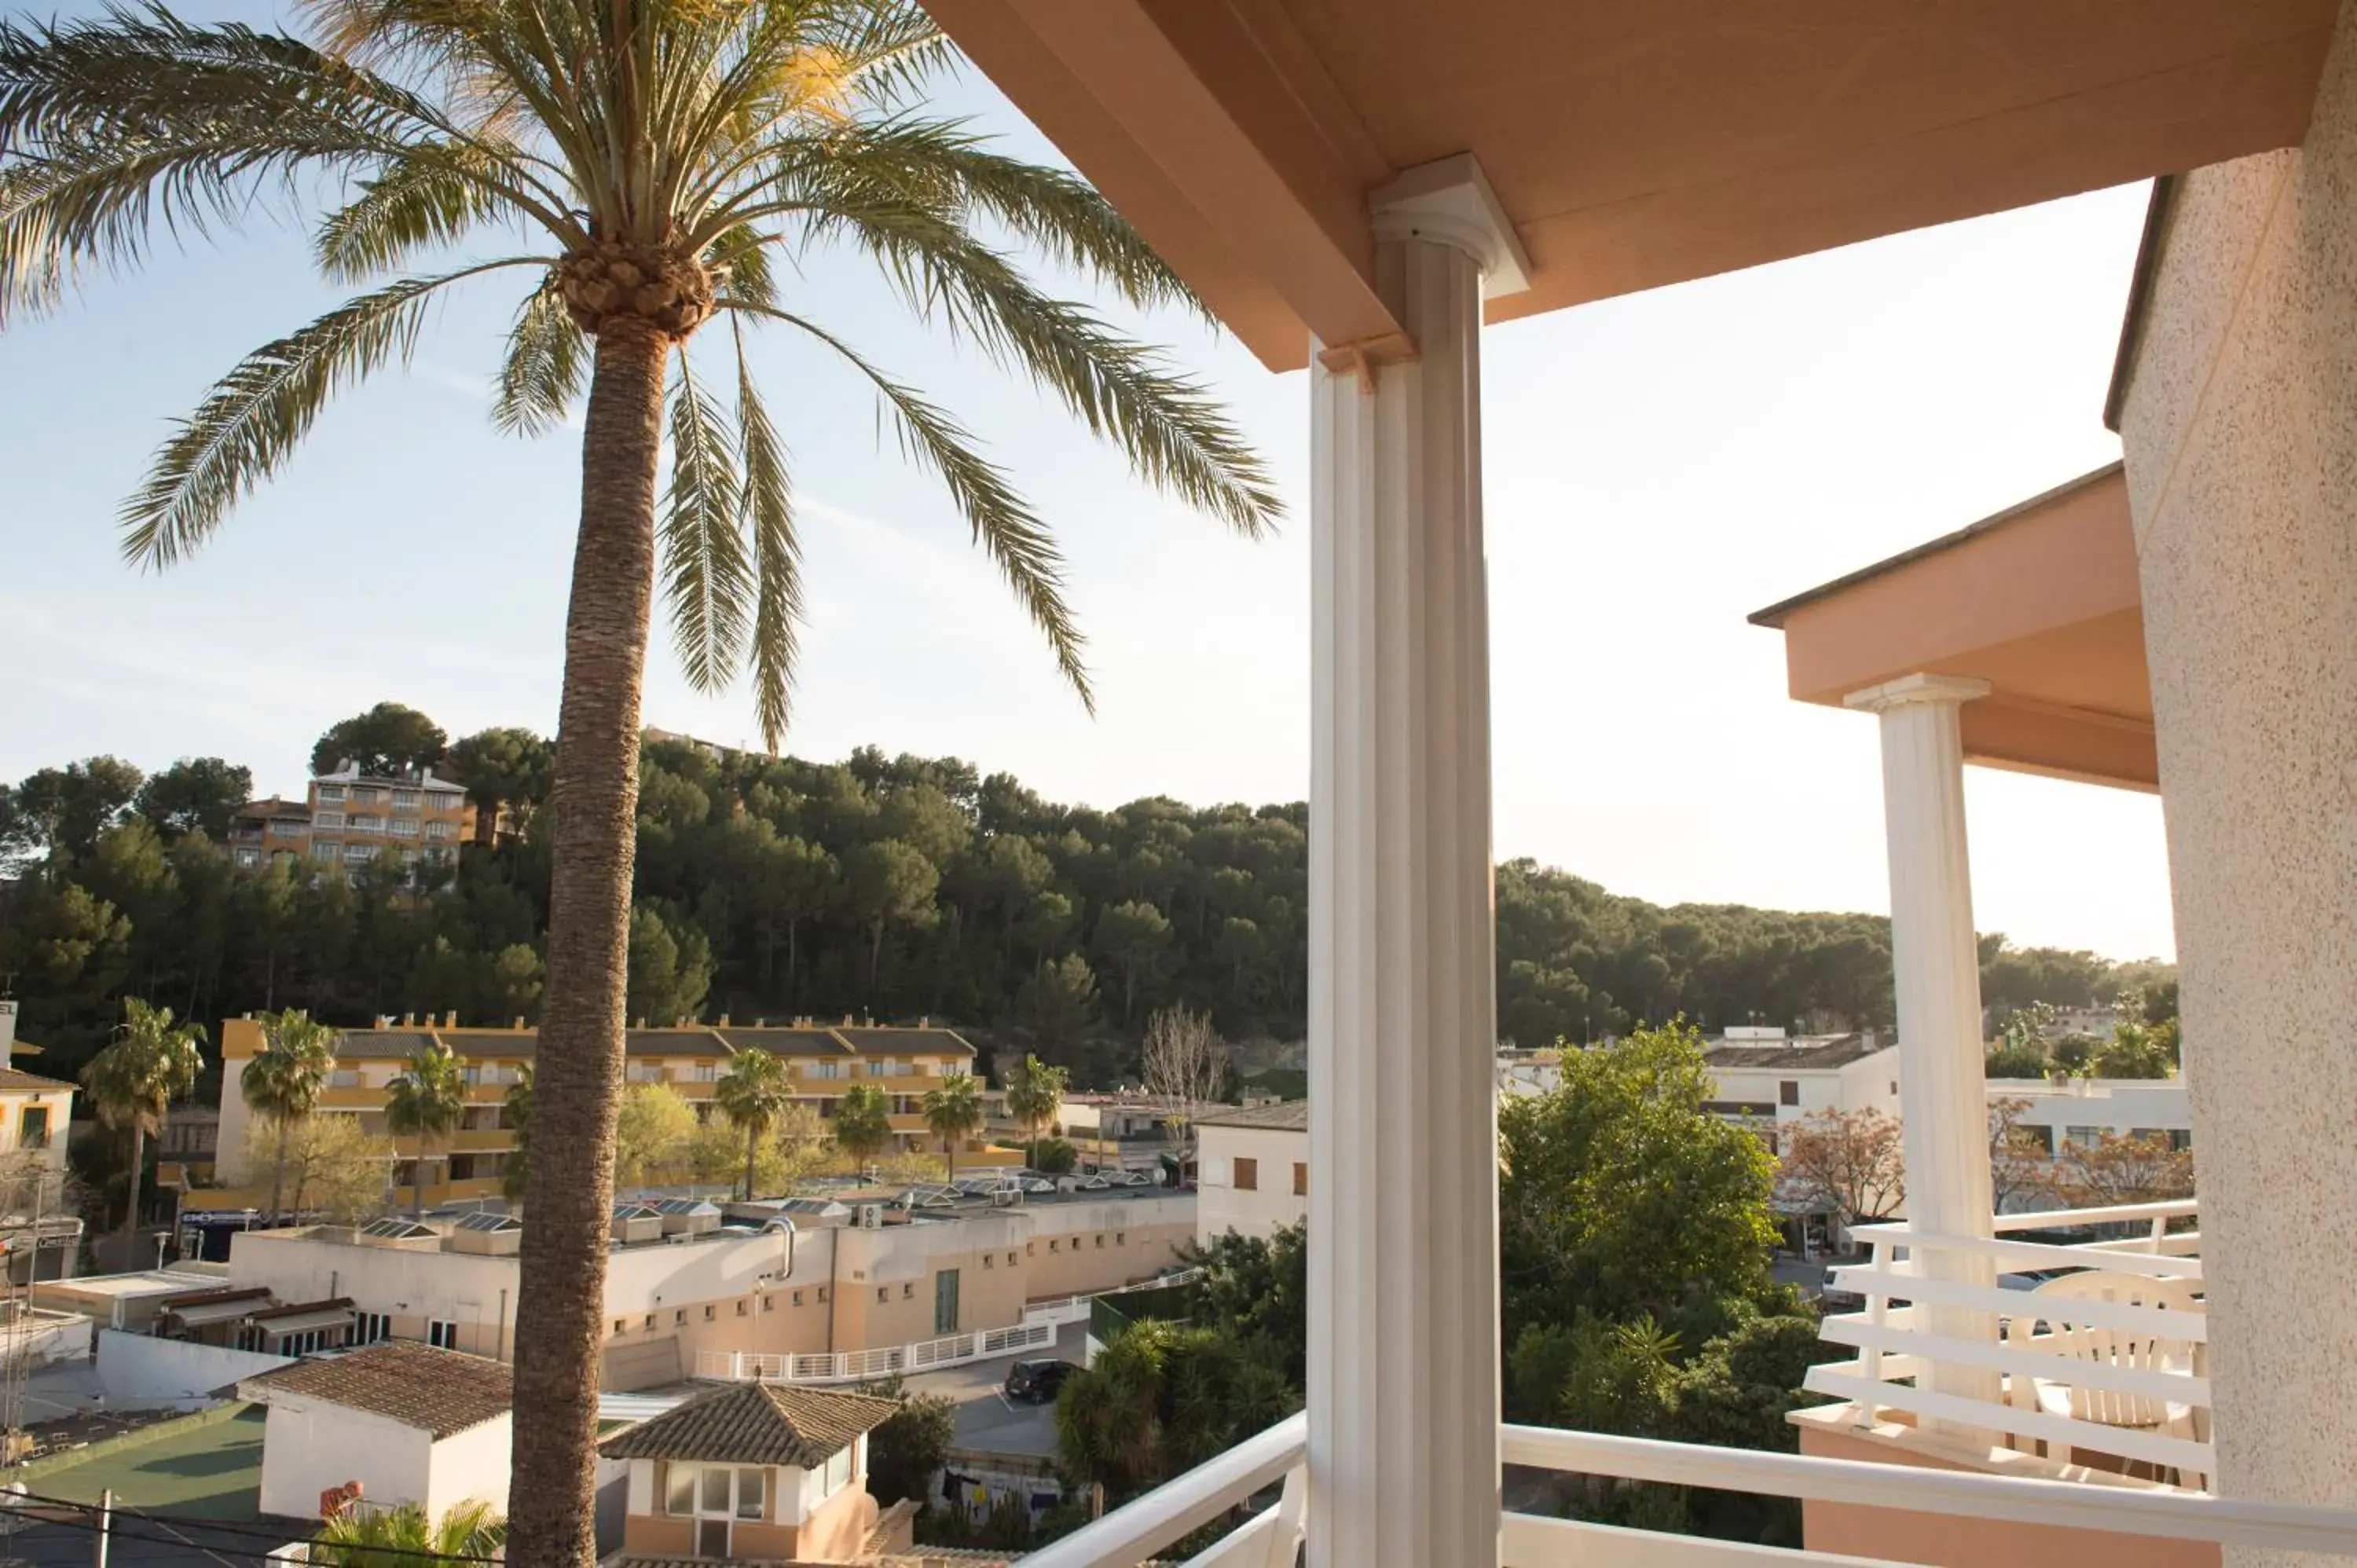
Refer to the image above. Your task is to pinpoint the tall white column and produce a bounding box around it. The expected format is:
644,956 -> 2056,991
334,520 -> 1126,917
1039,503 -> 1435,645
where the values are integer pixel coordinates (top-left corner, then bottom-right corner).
1307,158 -> 1523,1568
1846,673 -> 2001,1419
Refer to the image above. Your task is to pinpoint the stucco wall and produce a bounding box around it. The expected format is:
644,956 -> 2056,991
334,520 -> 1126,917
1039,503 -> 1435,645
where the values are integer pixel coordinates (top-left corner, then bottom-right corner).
258,1398 -> 435,1519
423,1414 -> 511,1520
96,1329 -> 288,1410
2114,0 -> 2357,1547
1197,1127 -> 1310,1240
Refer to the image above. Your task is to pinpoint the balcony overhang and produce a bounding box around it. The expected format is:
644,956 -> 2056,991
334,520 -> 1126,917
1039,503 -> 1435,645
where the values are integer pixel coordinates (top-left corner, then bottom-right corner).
922,0 -> 2335,371
1750,465 -> 2157,793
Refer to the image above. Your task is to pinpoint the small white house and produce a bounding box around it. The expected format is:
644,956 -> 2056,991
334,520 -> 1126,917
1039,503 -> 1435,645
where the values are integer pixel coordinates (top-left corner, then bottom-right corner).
1194,1101 -> 1310,1243
236,1339 -> 512,1522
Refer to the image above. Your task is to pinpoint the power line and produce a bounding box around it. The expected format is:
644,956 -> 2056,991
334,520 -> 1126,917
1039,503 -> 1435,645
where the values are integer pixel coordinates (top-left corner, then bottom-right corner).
2,1494 -> 505,1567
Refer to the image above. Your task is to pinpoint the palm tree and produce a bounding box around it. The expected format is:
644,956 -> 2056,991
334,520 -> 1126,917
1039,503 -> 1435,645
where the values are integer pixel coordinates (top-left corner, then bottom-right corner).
313,1499 -> 504,1568
831,1082 -> 893,1173
501,1064 -> 535,1207
82,998 -> 205,1265
712,1047 -> 791,1200
0,6 -> 1276,1555
240,1008 -> 339,1224
1003,1053 -> 1069,1172
384,1041 -> 466,1218
922,1072 -> 984,1184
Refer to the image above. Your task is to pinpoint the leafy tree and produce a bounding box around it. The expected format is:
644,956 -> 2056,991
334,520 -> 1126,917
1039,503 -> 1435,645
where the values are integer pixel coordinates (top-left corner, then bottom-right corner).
2050,1033 -> 2102,1075
2058,1131 -> 2196,1206
1018,954 -> 1100,1057
1094,900 -> 1173,1024
313,1500 -> 503,1568
772,1102 -> 830,1194
257,1113 -> 393,1225
843,839 -> 939,992
2092,1020 -> 2178,1079
858,1378 -> 955,1506
922,1072 -> 985,1183
831,1083 -> 894,1170
713,1047 -> 794,1200
240,1008 -> 339,1221
1777,1108 -> 1906,1228
134,757 -> 253,841
1983,1038 -> 2051,1079
384,1039 -> 465,1217
445,727 -> 553,847
614,1084 -> 699,1190
1003,1053 -> 1069,1170
627,904 -> 715,1026
82,997 -> 204,1260
1988,1096 -> 2059,1215
2,757 -> 142,873
1498,1020 -> 1777,1334
1030,1136 -> 1078,1176
1177,1222 -> 1308,1387
310,703 -> 449,779
1056,1319 -> 1297,1504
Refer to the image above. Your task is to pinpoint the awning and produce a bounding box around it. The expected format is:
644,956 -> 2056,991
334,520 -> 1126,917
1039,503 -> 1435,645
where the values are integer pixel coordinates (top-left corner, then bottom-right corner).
257,1306 -> 355,1337
167,1299 -> 263,1328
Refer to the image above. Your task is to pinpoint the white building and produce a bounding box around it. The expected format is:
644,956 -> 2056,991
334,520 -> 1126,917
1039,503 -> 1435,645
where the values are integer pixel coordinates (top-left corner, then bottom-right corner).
1991,1075 -> 2191,1156
237,1339 -> 511,1522
1699,1033 -> 1903,1149
1194,1102 -> 1308,1243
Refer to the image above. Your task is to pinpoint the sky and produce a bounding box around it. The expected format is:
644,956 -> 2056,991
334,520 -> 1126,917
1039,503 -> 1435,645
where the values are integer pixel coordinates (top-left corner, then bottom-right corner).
0,14 -> 2175,961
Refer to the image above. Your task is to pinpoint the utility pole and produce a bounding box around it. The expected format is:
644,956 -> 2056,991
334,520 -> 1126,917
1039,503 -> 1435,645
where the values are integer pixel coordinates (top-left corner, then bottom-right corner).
92,1489 -> 111,1568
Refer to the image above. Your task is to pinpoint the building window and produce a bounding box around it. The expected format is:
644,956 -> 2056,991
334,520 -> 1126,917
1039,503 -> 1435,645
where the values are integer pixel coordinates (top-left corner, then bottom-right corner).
822,1447 -> 852,1497
666,1464 -> 696,1515
902,1283 -> 915,1299
315,784 -> 346,803
1234,1157 -> 1259,1192
1048,1240 -> 1060,1252
427,1320 -> 459,1350
1094,1235 -> 1105,1248
388,819 -> 419,838
735,1467 -> 764,1521
353,1312 -> 390,1345
2065,1126 -> 2104,1151
792,1291 -> 804,1307
761,1295 -> 775,1312
16,1107 -> 49,1150
349,815 -> 384,833
1006,1252 -> 1017,1266
2168,1129 -> 2194,1152
876,1288 -> 888,1302
267,819 -> 304,837
1115,1233 -> 1125,1246
644,1313 -> 657,1330
674,1310 -> 687,1326
344,844 -> 377,863
1778,1081 -> 1800,1106
313,841 -> 340,860
390,789 -> 420,811
1292,1163 -> 1307,1196
350,787 -> 381,806
234,848 -> 259,868
983,1255 -> 993,1269
613,1319 -> 626,1335
735,1300 -> 747,1317
703,1304 -> 716,1321
816,1288 -> 827,1302
1025,1242 -> 1035,1257
313,811 -> 346,830
425,819 -> 455,841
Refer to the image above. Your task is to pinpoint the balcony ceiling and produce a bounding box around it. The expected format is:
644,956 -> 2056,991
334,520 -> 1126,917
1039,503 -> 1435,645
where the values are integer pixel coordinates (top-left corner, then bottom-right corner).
1750,465 -> 2157,793
923,0 -> 2335,368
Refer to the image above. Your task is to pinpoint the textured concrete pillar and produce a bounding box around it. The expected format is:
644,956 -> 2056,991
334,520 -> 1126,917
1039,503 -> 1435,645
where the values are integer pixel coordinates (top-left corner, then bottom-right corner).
1846,675 -> 2001,1423
1307,157 -> 1523,1568
2113,0 -> 2357,1552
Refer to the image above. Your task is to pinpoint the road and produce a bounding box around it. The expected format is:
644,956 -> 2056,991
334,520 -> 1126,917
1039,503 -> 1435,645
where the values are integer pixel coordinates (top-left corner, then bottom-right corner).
900,1321 -> 1086,1459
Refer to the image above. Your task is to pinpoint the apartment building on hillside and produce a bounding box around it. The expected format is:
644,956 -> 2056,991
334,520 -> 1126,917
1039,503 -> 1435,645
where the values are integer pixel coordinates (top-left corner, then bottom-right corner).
0,999 -> 81,1282
202,1016 -> 1011,1211
226,762 -> 473,881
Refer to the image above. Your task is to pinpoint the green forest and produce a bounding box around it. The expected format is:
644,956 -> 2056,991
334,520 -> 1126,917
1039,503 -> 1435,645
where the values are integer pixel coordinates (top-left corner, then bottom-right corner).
0,702 -> 2169,1080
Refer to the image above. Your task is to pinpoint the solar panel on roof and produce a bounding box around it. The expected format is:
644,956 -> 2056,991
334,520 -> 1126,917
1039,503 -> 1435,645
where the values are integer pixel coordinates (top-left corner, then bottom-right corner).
611,1203 -> 662,1220
455,1212 -> 521,1233
361,1218 -> 434,1239
644,1198 -> 719,1216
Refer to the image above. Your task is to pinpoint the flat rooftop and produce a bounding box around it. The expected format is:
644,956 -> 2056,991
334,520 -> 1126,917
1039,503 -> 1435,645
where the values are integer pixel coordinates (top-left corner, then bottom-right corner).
27,1405 -> 268,1522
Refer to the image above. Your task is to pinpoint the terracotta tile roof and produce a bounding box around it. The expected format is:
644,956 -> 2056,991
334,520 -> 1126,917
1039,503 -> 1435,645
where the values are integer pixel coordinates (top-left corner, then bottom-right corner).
236,1341 -> 511,1438
0,1067 -> 75,1093
598,1382 -> 899,1468
1196,1100 -> 1308,1132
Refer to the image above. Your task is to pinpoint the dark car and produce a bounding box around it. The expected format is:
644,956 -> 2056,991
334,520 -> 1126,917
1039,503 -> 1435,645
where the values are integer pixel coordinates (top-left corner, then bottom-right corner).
1005,1357 -> 1079,1404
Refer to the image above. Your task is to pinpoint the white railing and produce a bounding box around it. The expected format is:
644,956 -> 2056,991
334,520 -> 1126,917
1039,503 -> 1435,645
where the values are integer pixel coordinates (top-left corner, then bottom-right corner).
1810,1200 -> 2210,1485
694,1319 -> 1058,1386
1014,1409 -> 2357,1567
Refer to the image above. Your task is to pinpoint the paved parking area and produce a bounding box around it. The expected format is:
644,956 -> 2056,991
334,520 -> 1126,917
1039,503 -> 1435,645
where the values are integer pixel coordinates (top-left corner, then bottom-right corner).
902,1321 -> 1086,1459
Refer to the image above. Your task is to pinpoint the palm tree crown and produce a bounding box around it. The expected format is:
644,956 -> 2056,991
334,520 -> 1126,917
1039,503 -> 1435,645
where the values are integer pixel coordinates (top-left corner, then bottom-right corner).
385,1039 -> 466,1215
921,1069 -> 983,1181
712,1046 -> 791,1200
0,0 -> 1278,729
241,1007 -> 339,1222
314,1499 -> 504,1568
83,997 -> 205,1262
830,1079 -> 892,1168
1003,1052 -> 1066,1170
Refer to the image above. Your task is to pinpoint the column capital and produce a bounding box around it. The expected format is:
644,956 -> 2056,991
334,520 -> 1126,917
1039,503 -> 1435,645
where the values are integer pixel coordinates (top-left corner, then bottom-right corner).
1844,672 -> 1991,714
1370,153 -> 1531,299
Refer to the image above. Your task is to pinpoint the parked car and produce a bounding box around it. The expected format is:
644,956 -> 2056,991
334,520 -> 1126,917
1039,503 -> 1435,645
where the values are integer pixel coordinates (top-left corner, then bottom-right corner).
1004,1358 -> 1079,1404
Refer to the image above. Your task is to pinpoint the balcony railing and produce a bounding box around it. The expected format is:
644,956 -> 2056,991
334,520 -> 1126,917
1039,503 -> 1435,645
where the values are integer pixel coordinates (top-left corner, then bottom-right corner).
1020,1405 -> 2357,1568
1810,1200 -> 2209,1485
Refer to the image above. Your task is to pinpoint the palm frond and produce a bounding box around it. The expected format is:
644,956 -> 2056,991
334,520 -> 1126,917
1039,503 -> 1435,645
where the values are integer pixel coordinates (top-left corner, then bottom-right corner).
733,319 -> 801,749
662,347 -> 753,694
493,274 -> 584,437
314,148 -> 510,281
705,224 -> 777,313
121,256 -> 547,569
726,298 -> 1091,711
813,195 -> 1281,536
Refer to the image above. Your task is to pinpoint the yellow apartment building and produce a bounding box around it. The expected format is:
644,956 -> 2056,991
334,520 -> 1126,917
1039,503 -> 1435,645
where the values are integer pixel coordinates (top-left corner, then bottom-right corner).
203,1016 -> 1012,1211
225,764 -> 475,878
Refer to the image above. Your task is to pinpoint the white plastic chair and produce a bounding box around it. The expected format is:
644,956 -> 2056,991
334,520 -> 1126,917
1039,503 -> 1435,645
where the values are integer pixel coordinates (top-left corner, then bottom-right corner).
2002,1269 -> 2205,1485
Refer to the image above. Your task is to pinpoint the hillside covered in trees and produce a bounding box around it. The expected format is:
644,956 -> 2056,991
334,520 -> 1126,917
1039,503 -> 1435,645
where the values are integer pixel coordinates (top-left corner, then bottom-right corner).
0,703 -> 2168,1079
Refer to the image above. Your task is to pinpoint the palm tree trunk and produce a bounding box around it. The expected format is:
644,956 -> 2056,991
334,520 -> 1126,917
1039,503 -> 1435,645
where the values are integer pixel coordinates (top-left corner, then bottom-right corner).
509,322 -> 666,1568
269,1119 -> 290,1223
122,1124 -> 145,1267
742,1126 -> 757,1202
